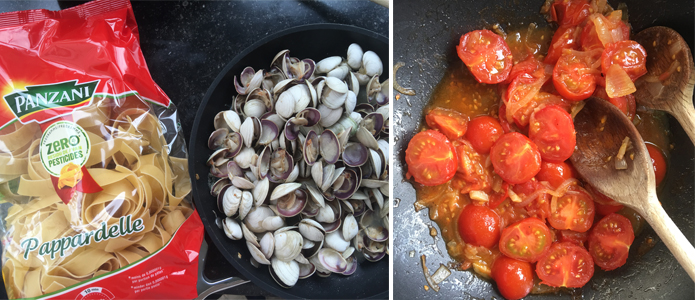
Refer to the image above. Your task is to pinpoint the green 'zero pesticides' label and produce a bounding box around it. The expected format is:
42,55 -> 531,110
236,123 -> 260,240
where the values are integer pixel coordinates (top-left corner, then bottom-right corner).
40,121 -> 91,176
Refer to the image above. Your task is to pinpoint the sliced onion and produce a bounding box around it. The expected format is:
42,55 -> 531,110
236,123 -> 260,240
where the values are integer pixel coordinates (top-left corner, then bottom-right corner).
589,14 -> 614,47
420,255 -> 440,292
616,136 -> 631,160
605,64 -> 636,98
431,264 -> 451,285
469,190 -> 489,202
393,62 -> 416,96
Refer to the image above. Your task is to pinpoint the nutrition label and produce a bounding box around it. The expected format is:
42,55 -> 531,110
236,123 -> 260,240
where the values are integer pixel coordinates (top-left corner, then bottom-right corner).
128,266 -> 169,294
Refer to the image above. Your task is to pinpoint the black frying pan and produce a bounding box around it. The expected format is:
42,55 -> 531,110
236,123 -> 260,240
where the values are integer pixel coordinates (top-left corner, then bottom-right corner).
188,24 -> 388,299
393,0 -> 695,299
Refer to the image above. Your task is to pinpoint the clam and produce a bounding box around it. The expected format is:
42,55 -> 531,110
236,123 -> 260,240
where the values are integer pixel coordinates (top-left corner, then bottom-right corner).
208,46 -> 388,287
274,229 -> 303,262
235,67 -> 264,95
270,258 -> 300,288
223,218 -> 242,240
346,43 -> 363,70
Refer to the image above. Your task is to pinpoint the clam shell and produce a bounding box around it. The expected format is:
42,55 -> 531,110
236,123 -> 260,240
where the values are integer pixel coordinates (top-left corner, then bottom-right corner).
303,130 -> 320,166
258,119 -> 279,146
316,56 -> 342,73
248,241 -> 270,265
222,217 -> 242,240
342,143 -> 368,167
262,216 -> 285,232
222,186 -> 242,217
274,230 -> 303,262
362,51 -> 383,77
324,230 -> 350,252
342,214 -> 359,241
239,191 -> 253,220
259,232 -> 275,259
270,183 -> 302,201
317,248 -> 348,273
319,130 -> 341,164
270,258 -> 300,288
346,43 -> 363,70
244,206 -> 275,233
299,219 -> 325,242
242,222 -> 259,248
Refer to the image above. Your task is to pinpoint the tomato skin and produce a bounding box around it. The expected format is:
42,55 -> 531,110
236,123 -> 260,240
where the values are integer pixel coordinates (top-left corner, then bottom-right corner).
601,40 -> 648,81
544,25 -> 580,65
559,230 -> 588,247
587,186 -> 624,216
646,143 -> 667,186
499,217 -> 553,262
452,139 -> 493,194
548,186 -> 596,232
553,50 -> 597,101
529,105 -> 576,163
491,132 -> 542,184
588,213 -> 635,271
465,116 -> 504,154
425,107 -> 469,140
536,241 -> 594,288
550,0 -> 592,27
458,204 -> 501,249
457,30 -> 513,84
491,256 -> 534,300
593,88 -> 636,120
536,161 -> 576,189
405,130 -> 458,186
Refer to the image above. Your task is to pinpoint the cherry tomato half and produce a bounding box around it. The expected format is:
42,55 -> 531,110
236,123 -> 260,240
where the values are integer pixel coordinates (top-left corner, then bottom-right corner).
601,40 -> 648,81
548,185 -> 596,232
536,241 -> 594,288
492,256 -> 534,300
425,107 -> 469,140
553,49 -> 597,101
405,130 -> 458,186
588,213 -> 635,271
465,115 -> 504,154
529,105 -> 576,163
646,143 -> 667,186
536,161 -> 576,189
558,230 -> 588,247
458,204 -> 501,249
457,30 -> 513,84
491,132 -> 542,184
544,25 -> 580,65
499,217 -> 552,262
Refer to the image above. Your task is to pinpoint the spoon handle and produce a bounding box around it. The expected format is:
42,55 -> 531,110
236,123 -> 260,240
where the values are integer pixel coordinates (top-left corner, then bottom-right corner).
642,191 -> 695,280
673,76 -> 695,143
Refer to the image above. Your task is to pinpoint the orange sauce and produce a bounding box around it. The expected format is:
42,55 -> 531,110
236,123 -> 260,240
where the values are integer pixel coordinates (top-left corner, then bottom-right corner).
412,23 -> 670,280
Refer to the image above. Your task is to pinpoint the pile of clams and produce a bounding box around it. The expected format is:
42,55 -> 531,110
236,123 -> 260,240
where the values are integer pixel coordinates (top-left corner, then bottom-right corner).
206,44 -> 389,288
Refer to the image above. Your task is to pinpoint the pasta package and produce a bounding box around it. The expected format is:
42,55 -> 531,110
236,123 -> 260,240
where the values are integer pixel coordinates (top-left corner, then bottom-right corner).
0,0 -> 204,299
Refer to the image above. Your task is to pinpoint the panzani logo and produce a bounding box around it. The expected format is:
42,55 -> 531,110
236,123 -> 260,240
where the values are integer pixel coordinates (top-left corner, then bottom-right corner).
3,79 -> 100,123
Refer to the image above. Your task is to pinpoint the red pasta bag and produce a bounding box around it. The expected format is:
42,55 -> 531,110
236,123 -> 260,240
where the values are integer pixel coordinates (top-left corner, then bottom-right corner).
0,0 -> 203,298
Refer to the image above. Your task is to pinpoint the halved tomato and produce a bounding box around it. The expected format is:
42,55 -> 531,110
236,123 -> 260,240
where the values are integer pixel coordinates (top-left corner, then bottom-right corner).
457,30 -> 513,84
425,107 -> 469,140
506,55 -> 547,84
458,204 -> 501,249
491,132 -> 542,184
536,241 -> 594,288
504,72 -> 549,126
465,115 -> 504,154
405,130 -> 458,186
499,217 -> 553,262
544,25 -> 580,65
548,185 -> 596,232
588,213 -> 635,271
536,161 -> 576,189
553,49 -> 598,101
601,40 -> 648,81
529,105 -> 576,163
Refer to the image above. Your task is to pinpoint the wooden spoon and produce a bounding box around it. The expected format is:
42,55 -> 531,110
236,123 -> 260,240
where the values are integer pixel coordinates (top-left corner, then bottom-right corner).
570,96 -> 695,280
634,26 -> 695,143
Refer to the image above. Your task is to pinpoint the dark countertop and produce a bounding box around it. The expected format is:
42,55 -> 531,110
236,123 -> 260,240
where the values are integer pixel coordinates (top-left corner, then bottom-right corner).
0,1 -> 387,299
